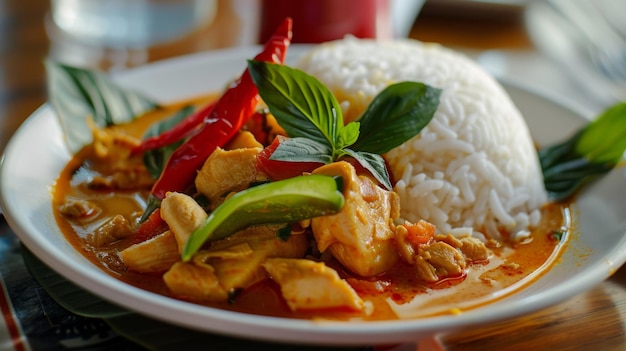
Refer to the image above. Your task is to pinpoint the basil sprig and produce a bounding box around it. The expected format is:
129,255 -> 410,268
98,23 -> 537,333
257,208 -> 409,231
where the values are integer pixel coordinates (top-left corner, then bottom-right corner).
539,102 -> 626,201
247,60 -> 441,190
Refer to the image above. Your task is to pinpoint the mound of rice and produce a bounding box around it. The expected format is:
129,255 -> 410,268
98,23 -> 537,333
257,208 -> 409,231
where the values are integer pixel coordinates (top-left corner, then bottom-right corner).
296,37 -> 548,241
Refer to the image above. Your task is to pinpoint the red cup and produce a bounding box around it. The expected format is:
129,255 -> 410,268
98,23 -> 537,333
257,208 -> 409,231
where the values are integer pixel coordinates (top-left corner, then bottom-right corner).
259,0 -> 391,43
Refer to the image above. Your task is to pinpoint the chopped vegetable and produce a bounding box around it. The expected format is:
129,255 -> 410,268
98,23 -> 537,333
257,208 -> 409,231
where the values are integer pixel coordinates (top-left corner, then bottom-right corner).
132,208 -> 168,244
133,101 -> 216,154
539,102 -> 626,201
551,230 -> 565,241
182,174 -> 344,261
403,220 -> 436,246
140,105 -> 195,179
140,17 -> 293,222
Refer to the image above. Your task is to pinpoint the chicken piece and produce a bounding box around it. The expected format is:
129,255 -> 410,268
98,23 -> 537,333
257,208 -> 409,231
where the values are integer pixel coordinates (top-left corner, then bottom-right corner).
195,242 -> 254,260
263,258 -> 363,312
88,120 -> 154,190
394,224 -> 416,264
434,233 -> 490,263
163,261 -> 228,302
415,241 -> 466,283
435,233 -> 463,249
394,220 -> 437,265
160,192 -> 207,253
120,230 -> 180,273
195,147 -> 269,209
163,225 -> 308,300
191,242 -> 261,292
201,225 -> 309,293
86,215 -> 132,247
311,161 -> 400,277
224,131 -> 263,150
58,198 -> 100,220
90,118 -> 140,160
458,236 -> 490,262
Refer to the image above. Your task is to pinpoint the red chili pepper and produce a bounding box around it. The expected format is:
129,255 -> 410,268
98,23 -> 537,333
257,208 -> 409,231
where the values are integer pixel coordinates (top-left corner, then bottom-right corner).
141,17 -> 293,219
132,101 -> 216,154
132,208 -> 169,244
256,135 -> 324,180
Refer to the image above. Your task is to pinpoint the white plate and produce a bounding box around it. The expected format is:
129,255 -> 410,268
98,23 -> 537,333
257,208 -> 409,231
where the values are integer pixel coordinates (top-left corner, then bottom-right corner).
1,45 -> 625,346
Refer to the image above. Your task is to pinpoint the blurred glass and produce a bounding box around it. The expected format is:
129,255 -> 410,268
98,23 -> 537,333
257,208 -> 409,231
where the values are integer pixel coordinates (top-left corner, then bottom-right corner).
45,0 -> 259,71
525,0 -> 626,107
50,0 -> 217,48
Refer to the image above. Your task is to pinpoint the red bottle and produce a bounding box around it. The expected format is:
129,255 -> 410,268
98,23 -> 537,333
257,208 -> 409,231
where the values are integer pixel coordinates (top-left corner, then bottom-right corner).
259,0 -> 391,43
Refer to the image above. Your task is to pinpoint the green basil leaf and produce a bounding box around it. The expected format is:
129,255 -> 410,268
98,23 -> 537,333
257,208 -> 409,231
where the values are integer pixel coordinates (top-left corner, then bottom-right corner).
142,105 -> 195,178
551,230 -> 565,241
247,60 -> 343,150
538,132 -> 581,170
142,105 -> 195,140
336,121 -> 360,150
351,82 -> 441,154
576,102 -> 626,164
544,177 -> 593,201
342,149 -> 392,190
539,101 -> 626,201
269,137 -> 334,164
45,60 -> 158,152
542,156 -> 614,200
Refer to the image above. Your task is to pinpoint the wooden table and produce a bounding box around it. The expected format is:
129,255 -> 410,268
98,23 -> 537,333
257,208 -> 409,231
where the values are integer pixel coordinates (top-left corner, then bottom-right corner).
1,0 -> 625,350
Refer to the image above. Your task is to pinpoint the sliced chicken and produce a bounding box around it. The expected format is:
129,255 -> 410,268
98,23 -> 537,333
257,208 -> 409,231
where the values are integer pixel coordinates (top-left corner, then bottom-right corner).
163,261 -> 228,302
224,131 -> 263,149
458,236 -> 490,262
58,198 -> 100,220
415,241 -> 466,283
160,192 -> 207,253
86,215 -> 132,247
120,230 -> 180,273
263,258 -> 364,312
195,147 -> 269,209
88,120 -> 154,190
202,225 -> 309,293
394,220 -> 437,265
163,224 -> 308,301
311,161 -> 400,277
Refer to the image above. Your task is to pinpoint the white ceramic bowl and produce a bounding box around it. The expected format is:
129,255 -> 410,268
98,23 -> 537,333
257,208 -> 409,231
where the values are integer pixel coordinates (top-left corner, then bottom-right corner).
1,45 -> 625,346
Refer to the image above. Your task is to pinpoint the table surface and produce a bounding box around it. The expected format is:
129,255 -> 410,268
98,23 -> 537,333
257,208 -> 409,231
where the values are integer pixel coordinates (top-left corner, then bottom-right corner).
1,0 -> 625,350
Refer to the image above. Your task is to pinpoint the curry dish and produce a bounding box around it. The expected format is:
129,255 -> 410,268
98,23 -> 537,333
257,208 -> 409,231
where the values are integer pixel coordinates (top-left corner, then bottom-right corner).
52,95 -> 570,321
50,18 -> 573,320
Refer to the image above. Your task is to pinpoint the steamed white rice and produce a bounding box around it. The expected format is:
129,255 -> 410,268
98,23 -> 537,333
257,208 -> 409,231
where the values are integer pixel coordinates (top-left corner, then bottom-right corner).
296,37 -> 548,241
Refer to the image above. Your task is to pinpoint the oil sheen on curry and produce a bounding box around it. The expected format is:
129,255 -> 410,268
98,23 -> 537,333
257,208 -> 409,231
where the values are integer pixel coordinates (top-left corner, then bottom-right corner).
52,95 -> 570,321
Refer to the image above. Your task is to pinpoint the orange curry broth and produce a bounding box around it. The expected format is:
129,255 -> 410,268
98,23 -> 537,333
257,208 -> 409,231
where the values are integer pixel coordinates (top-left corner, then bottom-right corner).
52,95 -> 571,321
